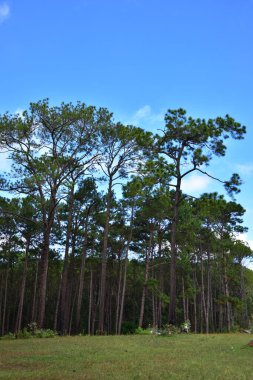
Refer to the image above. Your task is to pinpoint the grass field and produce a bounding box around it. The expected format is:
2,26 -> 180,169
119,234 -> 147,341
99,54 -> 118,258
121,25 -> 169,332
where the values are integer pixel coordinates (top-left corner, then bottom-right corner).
0,334 -> 252,379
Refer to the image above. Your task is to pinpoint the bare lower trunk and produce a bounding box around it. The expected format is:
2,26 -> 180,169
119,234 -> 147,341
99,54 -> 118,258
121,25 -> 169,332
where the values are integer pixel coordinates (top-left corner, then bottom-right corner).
37,232 -> 50,328
139,229 -> 153,327
1,264 -> 10,336
115,259 -> 123,334
98,177 -> 112,333
31,257 -> 39,322
88,270 -> 93,335
76,215 -> 89,332
224,261 -> 231,332
117,205 -> 134,334
15,239 -> 30,333
60,186 -> 74,334
169,182 -> 181,325
53,273 -> 62,331
182,277 -> 186,321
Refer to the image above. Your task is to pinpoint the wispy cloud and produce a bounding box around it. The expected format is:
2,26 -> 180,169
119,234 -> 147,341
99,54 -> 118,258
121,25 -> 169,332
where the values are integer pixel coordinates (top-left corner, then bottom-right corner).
237,232 -> 253,250
0,151 -> 11,172
126,105 -> 164,130
236,163 -> 253,176
181,174 -> 212,194
0,2 -> 10,24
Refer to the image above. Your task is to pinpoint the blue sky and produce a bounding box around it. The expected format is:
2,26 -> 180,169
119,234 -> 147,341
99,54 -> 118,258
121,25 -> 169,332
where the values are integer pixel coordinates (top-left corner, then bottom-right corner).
1,0 -> 253,259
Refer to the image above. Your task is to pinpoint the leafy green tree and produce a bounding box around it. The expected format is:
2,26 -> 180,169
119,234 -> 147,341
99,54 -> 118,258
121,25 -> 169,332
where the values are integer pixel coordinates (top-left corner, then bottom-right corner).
97,122 -> 152,332
0,99 -> 111,327
155,108 -> 246,324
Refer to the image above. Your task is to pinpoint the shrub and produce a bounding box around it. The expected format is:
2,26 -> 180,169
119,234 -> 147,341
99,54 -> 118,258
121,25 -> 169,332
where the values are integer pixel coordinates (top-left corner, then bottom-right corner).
35,329 -> 56,338
121,321 -> 137,335
135,326 -> 152,335
16,328 -> 33,339
160,324 -> 179,336
180,319 -> 191,333
0,332 -> 16,340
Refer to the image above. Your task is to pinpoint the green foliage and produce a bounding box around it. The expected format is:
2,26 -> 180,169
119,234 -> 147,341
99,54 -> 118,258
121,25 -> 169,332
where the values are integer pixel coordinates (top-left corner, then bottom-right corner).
135,326 -> 152,335
180,320 -> 191,333
160,324 -> 180,336
0,332 -> 16,340
121,321 -> 137,334
2,323 -> 58,340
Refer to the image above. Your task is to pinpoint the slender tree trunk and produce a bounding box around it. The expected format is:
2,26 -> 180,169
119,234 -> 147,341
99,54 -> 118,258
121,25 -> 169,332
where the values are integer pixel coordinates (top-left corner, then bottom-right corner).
224,257 -> 231,332
0,274 -> 3,330
115,258 -> 123,334
53,273 -> 62,331
239,258 -> 248,327
76,215 -> 89,332
37,194 -> 57,328
169,180 -> 181,325
201,253 -> 207,332
1,263 -> 10,336
37,229 -> 50,328
182,277 -> 186,321
60,185 -> 75,334
31,256 -> 39,322
98,177 -> 112,333
117,204 -> 134,334
205,251 -> 211,334
15,238 -> 30,333
88,270 -> 93,335
157,230 -> 163,328
64,222 -> 77,333
139,228 -> 153,327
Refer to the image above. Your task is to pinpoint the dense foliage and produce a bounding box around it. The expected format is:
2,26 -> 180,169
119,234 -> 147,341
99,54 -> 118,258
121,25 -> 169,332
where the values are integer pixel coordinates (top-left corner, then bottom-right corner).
0,100 -> 252,335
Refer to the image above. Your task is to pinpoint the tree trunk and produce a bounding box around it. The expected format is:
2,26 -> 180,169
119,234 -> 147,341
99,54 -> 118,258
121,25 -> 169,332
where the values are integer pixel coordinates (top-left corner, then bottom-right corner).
139,228 -> 153,327
98,177 -> 112,333
115,258 -> 123,334
182,277 -> 186,321
15,238 -> 30,333
169,181 -> 181,325
60,185 -> 75,334
76,214 -> 89,332
1,263 -> 10,336
224,257 -> 231,332
53,273 -> 62,331
88,270 -> 93,335
117,204 -> 135,334
31,256 -> 39,322
37,194 -> 57,328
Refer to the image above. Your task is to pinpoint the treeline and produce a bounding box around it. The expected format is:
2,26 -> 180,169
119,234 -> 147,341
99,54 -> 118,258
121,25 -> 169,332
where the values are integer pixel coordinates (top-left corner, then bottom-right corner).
0,100 -> 252,335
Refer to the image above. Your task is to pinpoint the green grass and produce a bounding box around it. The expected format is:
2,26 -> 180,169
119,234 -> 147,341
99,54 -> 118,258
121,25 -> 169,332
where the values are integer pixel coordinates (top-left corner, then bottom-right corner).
0,334 -> 252,379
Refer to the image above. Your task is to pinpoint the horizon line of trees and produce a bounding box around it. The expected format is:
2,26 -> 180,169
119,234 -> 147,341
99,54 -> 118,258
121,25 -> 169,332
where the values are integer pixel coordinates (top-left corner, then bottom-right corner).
0,99 -> 252,335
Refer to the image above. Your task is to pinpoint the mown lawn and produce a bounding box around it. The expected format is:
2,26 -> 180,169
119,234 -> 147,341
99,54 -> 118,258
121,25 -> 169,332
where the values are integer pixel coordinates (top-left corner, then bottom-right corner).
0,334 -> 252,379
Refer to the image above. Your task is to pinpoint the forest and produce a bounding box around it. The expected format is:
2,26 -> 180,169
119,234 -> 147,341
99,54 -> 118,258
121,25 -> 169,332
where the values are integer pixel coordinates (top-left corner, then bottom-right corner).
0,99 -> 252,336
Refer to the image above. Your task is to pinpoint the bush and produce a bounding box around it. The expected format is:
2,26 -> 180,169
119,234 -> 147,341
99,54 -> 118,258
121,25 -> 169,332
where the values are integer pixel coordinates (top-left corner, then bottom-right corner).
180,320 -> 191,333
121,321 -> 137,335
0,332 -> 16,340
16,328 -> 33,339
160,324 -> 179,336
1,323 -> 57,340
135,326 -> 152,335
35,329 -> 56,338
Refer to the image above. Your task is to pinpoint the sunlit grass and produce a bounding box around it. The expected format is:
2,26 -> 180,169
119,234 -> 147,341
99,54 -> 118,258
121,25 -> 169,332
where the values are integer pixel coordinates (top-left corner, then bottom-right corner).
0,334 -> 252,379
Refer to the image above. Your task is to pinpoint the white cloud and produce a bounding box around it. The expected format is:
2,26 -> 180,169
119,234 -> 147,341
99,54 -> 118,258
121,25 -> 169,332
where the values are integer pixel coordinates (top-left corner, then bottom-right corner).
181,174 -> 212,194
236,232 -> 253,250
127,105 -> 164,130
235,232 -> 253,270
133,105 -> 152,121
0,151 -> 11,172
0,3 -> 10,24
236,163 -> 253,176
